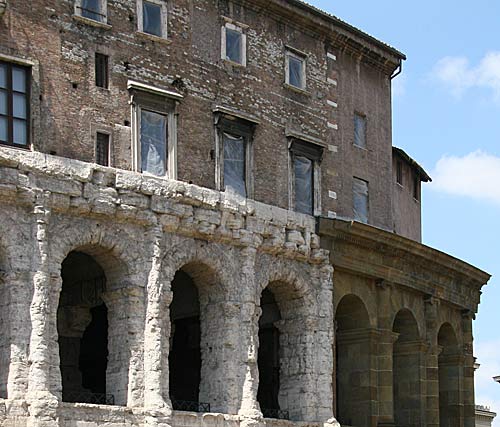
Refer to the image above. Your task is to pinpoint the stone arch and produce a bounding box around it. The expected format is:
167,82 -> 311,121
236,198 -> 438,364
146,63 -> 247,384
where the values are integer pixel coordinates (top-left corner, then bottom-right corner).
392,309 -> 424,427
334,294 -> 372,427
160,238 -> 238,414
50,224 -> 140,407
438,322 -> 462,427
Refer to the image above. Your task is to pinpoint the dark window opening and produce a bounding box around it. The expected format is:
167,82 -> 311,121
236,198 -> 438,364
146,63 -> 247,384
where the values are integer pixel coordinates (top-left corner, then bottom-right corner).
0,61 -> 30,148
288,55 -> 304,89
80,0 -> 105,22
95,53 -> 109,89
396,160 -> 403,185
225,28 -> 242,64
258,288 -> 281,417
169,270 -> 202,409
96,132 -> 110,166
354,113 -> 366,148
413,174 -> 420,200
58,251 -> 112,405
143,1 -> 162,37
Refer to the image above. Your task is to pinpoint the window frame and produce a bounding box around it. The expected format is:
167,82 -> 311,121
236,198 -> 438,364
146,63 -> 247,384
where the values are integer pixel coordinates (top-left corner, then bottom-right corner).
215,114 -> 255,198
353,112 -> 367,149
74,0 -> 108,25
352,177 -> 369,224
92,126 -> 112,167
95,52 -> 109,89
285,48 -> 307,91
288,138 -> 323,216
0,60 -> 31,149
137,0 -> 168,39
129,81 -> 182,179
221,21 -> 247,67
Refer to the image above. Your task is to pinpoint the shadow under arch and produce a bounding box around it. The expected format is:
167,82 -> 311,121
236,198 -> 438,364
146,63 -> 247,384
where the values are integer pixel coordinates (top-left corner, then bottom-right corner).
438,322 -> 462,427
392,308 -> 424,427
57,243 -> 131,406
334,294 -> 372,427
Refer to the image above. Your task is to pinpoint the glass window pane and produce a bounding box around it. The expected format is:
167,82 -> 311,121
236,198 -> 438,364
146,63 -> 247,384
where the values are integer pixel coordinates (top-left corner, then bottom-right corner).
0,117 -> 7,142
12,67 -> 26,93
354,114 -> 366,148
13,93 -> 27,119
226,29 -> 242,64
353,178 -> 369,223
143,1 -> 162,36
0,64 -> 6,89
13,119 -> 27,145
81,0 -> 103,22
289,56 -> 303,88
294,155 -> 313,215
0,90 -> 7,115
140,110 -> 167,176
223,132 -> 246,197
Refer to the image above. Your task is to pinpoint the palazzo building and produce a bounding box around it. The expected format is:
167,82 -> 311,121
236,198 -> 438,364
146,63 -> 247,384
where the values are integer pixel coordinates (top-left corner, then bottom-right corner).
0,0 -> 490,426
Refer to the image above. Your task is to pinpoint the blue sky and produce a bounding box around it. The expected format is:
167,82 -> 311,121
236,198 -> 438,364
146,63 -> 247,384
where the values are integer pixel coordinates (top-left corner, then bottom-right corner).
308,0 -> 500,422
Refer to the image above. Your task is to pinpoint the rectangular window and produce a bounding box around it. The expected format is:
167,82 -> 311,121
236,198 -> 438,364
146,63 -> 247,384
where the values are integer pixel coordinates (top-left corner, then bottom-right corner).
139,0 -> 166,38
140,109 -> 167,176
286,50 -> 306,90
353,177 -> 369,223
77,0 -> 106,23
354,113 -> 366,148
413,174 -> 420,200
396,160 -> 403,185
222,23 -> 246,66
0,61 -> 30,148
216,114 -> 254,198
289,139 -> 323,216
95,132 -> 110,166
95,53 -> 109,89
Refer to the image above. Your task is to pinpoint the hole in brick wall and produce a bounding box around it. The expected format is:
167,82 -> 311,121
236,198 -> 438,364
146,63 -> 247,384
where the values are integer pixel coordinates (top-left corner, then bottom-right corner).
124,120 -> 130,127
72,82 -> 78,89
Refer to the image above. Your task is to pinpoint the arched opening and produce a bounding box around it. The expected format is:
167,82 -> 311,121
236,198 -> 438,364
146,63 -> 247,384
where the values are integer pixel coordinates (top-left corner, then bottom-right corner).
58,251 -> 110,404
257,288 -> 281,417
438,323 -> 462,427
334,294 -> 371,427
169,269 -> 202,411
393,309 -> 422,427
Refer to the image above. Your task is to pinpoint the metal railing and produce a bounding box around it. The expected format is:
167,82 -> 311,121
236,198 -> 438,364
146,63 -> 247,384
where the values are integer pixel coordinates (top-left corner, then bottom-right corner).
63,391 -> 115,405
172,399 -> 210,412
262,408 -> 289,420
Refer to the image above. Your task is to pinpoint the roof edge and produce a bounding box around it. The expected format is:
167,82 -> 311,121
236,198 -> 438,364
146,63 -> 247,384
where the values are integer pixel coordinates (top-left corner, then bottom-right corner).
393,147 -> 432,182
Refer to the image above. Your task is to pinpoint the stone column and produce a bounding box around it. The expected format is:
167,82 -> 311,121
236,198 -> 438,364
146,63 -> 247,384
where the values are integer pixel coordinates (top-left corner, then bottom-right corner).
27,192 -> 60,427
424,295 -> 440,427
376,330 -> 398,427
462,310 -> 475,427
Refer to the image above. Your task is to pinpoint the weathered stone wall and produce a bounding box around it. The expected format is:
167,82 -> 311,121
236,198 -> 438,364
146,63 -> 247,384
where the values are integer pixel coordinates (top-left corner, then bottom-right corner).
0,0 -> 402,231
0,146 -> 337,427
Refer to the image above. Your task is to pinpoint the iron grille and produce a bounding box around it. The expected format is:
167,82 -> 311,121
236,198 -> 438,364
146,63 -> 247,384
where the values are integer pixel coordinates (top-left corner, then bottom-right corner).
171,399 -> 210,412
63,391 -> 115,405
262,408 -> 289,420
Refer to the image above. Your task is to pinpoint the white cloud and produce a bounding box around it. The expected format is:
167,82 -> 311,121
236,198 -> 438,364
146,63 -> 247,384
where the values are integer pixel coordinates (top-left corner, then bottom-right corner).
431,150 -> 500,205
432,52 -> 500,99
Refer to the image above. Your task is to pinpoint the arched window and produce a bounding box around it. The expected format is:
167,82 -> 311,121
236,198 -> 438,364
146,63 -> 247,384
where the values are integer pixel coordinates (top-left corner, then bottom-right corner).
58,251 -> 110,404
393,309 -> 423,427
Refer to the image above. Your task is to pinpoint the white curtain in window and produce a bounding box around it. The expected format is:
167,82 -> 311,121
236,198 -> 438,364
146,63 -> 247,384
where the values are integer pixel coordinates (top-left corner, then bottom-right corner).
141,110 -> 167,176
353,178 -> 369,223
223,132 -> 246,197
226,29 -> 242,63
289,56 -> 303,88
294,155 -> 313,215
143,1 -> 162,36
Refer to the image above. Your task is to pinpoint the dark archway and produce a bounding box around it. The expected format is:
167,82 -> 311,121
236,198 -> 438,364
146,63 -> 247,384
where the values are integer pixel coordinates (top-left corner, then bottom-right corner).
334,294 -> 371,427
438,323 -> 462,427
393,309 -> 422,427
169,269 -> 202,410
58,251 -> 109,404
257,288 -> 281,417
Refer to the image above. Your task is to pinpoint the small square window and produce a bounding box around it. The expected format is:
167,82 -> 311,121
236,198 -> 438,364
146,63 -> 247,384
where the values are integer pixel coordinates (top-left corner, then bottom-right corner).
353,177 -> 369,223
76,0 -> 107,23
96,132 -> 110,166
354,113 -> 366,148
139,0 -> 167,38
95,53 -> 109,89
222,23 -> 246,66
286,51 -> 306,90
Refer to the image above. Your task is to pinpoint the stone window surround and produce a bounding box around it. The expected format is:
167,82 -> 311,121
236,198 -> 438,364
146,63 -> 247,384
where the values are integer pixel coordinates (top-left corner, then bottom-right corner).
128,80 -> 182,180
90,122 -> 113,167
74,0 -> 109,26
136,0 -> 169,40
284,46 -> 307,92
287,131 -> 323,217
221,17 -> 248,67
213,105 -> 259,199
